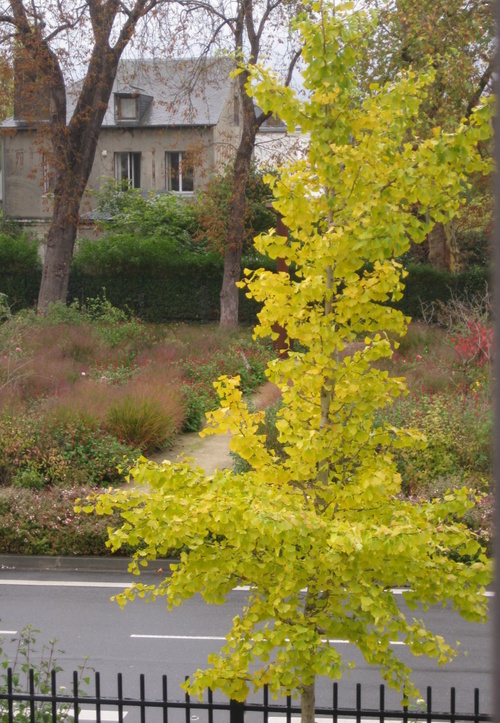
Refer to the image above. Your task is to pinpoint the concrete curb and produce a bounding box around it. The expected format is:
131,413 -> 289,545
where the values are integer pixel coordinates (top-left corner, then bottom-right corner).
0,554 -> 177,574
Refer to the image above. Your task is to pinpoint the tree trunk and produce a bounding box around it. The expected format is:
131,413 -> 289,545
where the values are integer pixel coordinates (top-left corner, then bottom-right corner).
427,221 -> 460,272
220,242 -> 245,329
301,681 -> 315,723
35,47 -> 121,314
219,71 -> 262,329
38,194 -> 79,311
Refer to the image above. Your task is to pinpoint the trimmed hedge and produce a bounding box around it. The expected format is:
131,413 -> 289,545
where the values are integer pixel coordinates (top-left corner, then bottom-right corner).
0,234 -> 491,324
67,252 -> 275,323
394,264 -> 491,318
0,232 -> 41,312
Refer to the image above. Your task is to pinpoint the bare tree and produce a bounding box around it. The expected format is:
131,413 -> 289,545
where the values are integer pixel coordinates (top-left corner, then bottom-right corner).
168,0 -> 302,328
0,0 -> 165,313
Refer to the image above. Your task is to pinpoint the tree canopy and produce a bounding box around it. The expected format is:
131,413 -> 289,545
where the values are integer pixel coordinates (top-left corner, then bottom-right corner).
82,5 -> 492,721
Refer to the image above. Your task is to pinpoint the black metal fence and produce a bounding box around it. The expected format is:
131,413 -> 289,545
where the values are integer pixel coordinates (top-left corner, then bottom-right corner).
0,668 -> 492,723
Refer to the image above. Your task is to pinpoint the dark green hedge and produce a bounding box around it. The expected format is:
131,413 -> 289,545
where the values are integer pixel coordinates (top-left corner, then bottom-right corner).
0,232 -> 41,312
394,264 -> 491,318
67,253 -> 275,323
0,252 -> 490,324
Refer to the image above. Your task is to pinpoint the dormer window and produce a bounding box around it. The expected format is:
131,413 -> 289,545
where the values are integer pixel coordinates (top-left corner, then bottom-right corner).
116,95 -> 138,121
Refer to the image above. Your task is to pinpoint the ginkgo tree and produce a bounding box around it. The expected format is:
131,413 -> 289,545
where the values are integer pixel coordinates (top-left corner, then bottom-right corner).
81,3 -> 492,722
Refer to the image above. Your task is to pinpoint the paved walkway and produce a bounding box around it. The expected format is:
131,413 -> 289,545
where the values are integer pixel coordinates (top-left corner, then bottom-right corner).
149,429 -> 234,474
148,382 -> 280,474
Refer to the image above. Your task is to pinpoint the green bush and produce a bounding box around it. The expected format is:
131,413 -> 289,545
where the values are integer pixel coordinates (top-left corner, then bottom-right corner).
0,413 -> 71,488
96,183 -> 198,243
0,485 -> 134,556
106,396 -> 180,453
181,384 -> 216,432
0,231 -> 40,272
0,232 -> 41,311
0,411 -> 139,488
13,465 -> 47,491
457,228 -> 491,269
46,415 -> 140,485
394,264 -> 491,319
377,385 -> 491,494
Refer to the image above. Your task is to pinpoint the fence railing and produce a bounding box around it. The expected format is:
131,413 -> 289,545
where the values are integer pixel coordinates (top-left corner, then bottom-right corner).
0,668 -> 492,723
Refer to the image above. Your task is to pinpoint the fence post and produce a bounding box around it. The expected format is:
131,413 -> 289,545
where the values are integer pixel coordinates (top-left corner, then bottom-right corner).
230,699 -> 245,723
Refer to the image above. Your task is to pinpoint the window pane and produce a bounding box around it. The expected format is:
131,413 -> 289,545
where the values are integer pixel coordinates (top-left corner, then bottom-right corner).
115,153 -> 129,184
132,153 -> 141,188
181,153 -> 194,192
119,97 -> 137,120
168,153 -> 180,192
115,152 -> 141,189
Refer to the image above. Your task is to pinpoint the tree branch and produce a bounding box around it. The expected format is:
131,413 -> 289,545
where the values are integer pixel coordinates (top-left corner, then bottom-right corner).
465,56 -> 495,117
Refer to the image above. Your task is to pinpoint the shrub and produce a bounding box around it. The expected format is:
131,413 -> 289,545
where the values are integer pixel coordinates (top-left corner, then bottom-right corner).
378,385 -> 491,494
457,228 -> 491,269
181,383 -> 217,432
0,232 -> 40,274
106,395 -> 182,453
0,232 -> 41,311
12,466 -> 47,491
192,163 -> 275,255
96,182 -> 198,243
45,414 -> 140,486
0,413 -> 71,488
0,486 -> 135,556
0,409 -> 139,488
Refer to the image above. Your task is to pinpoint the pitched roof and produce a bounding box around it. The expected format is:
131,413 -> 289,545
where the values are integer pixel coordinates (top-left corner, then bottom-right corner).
102,57 -> 234,128
2,57 -> 234,129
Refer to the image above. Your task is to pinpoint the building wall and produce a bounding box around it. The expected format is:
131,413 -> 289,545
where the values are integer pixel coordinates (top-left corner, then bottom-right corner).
213,85 -> 243,170
85,125 -> 216,207
2,124 -> 217,221
2,129 -> 52,219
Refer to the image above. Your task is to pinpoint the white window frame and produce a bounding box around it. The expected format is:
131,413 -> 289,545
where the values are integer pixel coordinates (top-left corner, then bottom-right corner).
114,152 -> 141,189
166,151 -> 194,194
41,153 -> 54,194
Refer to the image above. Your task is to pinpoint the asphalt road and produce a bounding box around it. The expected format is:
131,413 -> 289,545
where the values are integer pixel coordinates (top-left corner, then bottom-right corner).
0,568 -> 493,716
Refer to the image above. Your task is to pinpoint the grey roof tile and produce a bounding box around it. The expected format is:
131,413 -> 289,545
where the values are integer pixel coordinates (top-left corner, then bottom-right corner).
77,57 -> 234,128
2,57 -> 234,130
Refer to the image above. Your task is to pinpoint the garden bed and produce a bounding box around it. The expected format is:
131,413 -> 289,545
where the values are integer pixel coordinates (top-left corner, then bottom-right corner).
0,296 -> 492,557
0,297 -> 272,555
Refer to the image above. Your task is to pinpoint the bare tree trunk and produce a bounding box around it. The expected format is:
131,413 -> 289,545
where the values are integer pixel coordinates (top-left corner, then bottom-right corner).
427,221 -> 460,272
38,194 -> 79,310
301,681 -> 315,723
220,242 -> 245,329
219,72 -> 261,329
